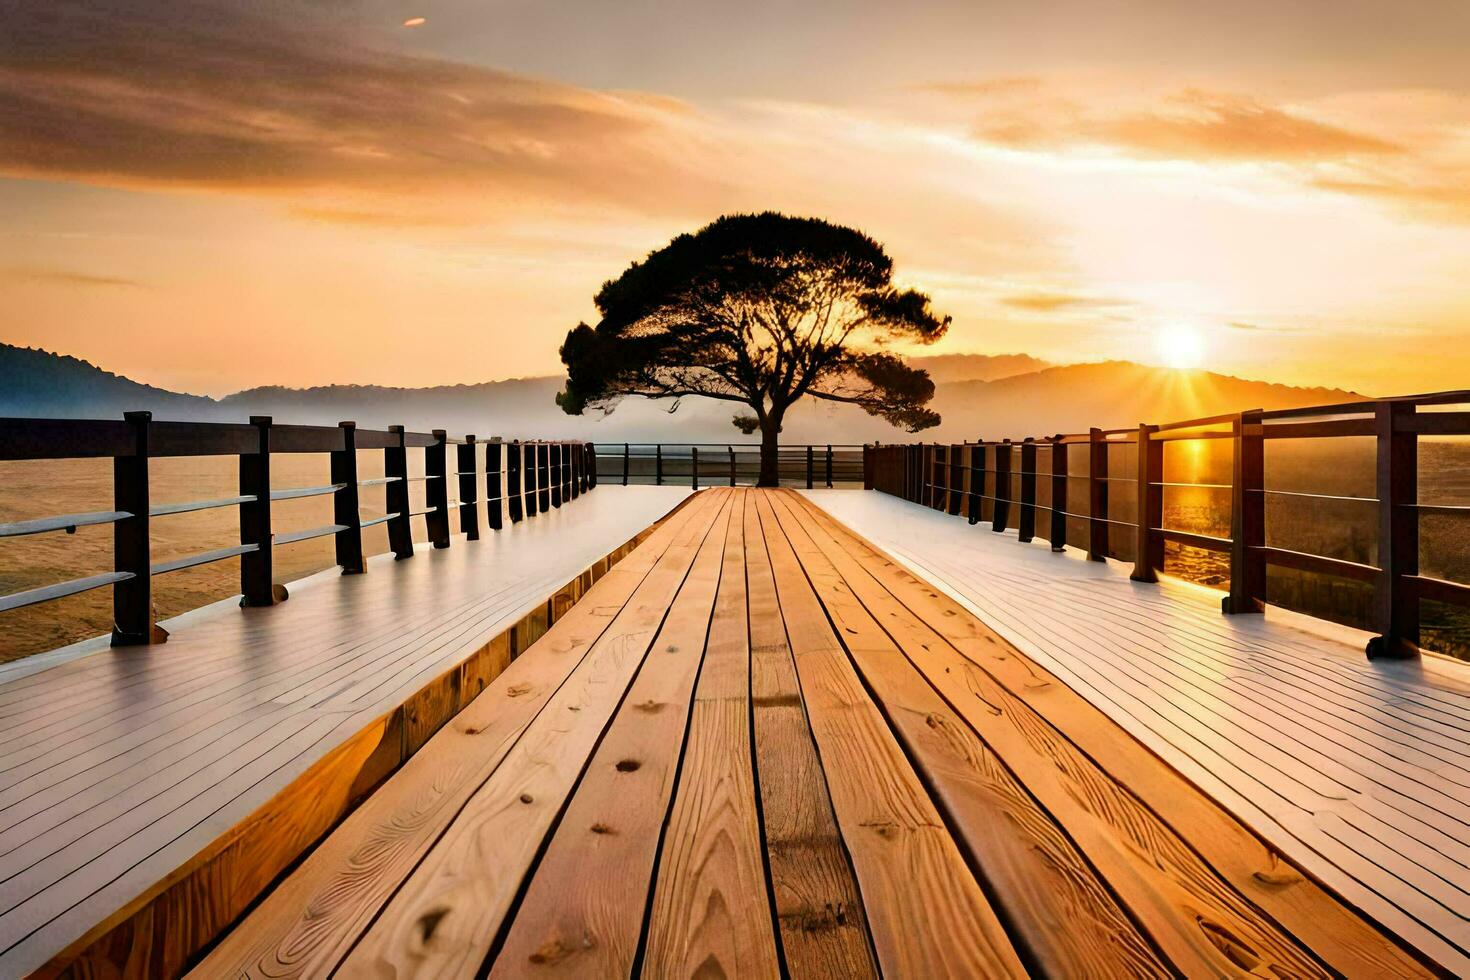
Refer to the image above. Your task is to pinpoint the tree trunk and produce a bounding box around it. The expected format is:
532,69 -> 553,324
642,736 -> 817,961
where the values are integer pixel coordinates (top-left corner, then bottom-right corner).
758,415 -> 781,487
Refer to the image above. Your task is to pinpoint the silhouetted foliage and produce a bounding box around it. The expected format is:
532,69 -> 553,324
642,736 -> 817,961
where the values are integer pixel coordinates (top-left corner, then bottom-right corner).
558,212 -> 949,484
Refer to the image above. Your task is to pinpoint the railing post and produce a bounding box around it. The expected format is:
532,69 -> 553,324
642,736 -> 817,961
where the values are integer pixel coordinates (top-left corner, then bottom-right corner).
1088,427 -> 1108,561
569,443 -> 580,500
524,442 -> 538,517
930,444 -> 943,510
993,440 -> 1012,533
550,442 -> 563,509
1132,424 -> 1163,582
967,444 -> 982,524
537,442 -> 551,513
863,445 -> 874,490
729,446 -> 737,486
692,447 -> 700,490
239,415 -> 286,607
948,444 -> 963,516
1018,438 -> 1037,543
825,444 -> 833,488
384,426 -> 414,559
1369,401 -> 1420,659
458,434 -> 480,541
806,445 -> 814,489
508,440 -> 524,523
112,410 -> 166,645
332,421 -> 366,574
1050,436 -> 1068,552
655,444 -> 664,486
622,443 -> 630,486
486,440 -> 504,531
586,443 -> 597,489
1224,411 -> 1265,614
426,430 -> 451,549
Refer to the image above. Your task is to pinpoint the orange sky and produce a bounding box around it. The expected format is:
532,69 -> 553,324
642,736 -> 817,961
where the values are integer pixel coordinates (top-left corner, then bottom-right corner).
2,0 -> 1469,397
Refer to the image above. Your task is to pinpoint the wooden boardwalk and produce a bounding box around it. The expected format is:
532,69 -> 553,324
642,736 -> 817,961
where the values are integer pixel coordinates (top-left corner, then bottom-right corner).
197,488 -> 1435,978
0,487 -> 689,978
811,487 -> 1470,977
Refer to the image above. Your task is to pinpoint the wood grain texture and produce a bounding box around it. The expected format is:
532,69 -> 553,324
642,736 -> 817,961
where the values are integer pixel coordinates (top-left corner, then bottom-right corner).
767,491 -> 1171,979
6,491 -> 693,980
742,499 -> 878,979
488,493 -> 735,978
338,490 -> 733,979
752,493 -> 1027,979
791,491 -> 1439,979
643,494 -> 780,980
190,491 -> 718,980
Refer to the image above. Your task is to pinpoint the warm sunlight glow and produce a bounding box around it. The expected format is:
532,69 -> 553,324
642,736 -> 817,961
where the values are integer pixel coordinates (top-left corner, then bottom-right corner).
1154,325 -> 1206,370
402,16 -> 426,27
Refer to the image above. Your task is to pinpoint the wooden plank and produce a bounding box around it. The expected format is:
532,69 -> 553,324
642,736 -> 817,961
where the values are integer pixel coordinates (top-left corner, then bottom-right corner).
487,493 -> 735,977
790,492 -> 1438,978
766,492 -> 1170,978
191,491 -> 721,979
643,495 -> 780,979
742,497 -> 879,978
752,492 -> 1026,979
336,491 -> 731,978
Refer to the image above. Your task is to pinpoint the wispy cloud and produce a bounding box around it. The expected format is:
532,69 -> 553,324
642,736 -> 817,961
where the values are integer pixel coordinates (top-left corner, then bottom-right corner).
972,88 -> 1400,162
0,1 -> 721,220
1001,291 -> 1131,312
4,266 -> 145,288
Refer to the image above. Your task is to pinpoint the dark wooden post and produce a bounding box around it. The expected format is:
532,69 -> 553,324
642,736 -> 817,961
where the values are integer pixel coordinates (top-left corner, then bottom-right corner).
948,444 -> 963,515
569,443 -> 581,500
863,445 -> 874,490
993,440 -> 1012,533
1050,436 -> 1068,552
1369,401 -> 1420,659
1223,411 -> 1266,614
912,444 -> 922,502
508,440 -> 524,523
655,444 -> 664,486
239,415 -> 286,607
586,443 -> 598,489
729,446 -> 737,486
384,426 -> 414,560
1018,438 -> 1037,544
929,444 -> 942,510
692,447 -> 700,490
549,443 -> 563,509
825,445 -> 833,488
967,444 -> 982,525
806,446 -> 814,489
426,430 -> 451,549
332,421 -> 366,574
1132,424 -> 1164,582
537,442 -> 551,513
458,434 -> 480,541
567,443 -> 576,499
1088,427 -> 1108,561
486,440 -> 504,531
622,443 -> 630,485
524,442 -> 539,517
112,411 -> 166,645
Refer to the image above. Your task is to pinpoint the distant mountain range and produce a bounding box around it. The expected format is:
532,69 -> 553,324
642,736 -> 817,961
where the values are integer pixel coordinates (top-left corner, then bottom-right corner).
0,343 -> 1362,443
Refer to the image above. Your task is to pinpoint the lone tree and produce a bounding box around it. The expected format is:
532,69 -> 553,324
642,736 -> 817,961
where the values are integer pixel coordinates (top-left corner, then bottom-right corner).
557,212 -> 949,486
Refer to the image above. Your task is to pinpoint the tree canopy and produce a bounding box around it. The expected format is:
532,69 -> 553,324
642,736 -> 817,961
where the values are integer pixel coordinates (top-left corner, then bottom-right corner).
558,212 -> 949,482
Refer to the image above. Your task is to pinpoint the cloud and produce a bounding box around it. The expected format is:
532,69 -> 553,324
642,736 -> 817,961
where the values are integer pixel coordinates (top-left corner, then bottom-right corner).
1313,176 -> 1470,222
973,89 -> 1400,162
1001,291 -> 1130,312
4,266 -> 145,288
914,77 -> 1043,99
0,1 -> 721,218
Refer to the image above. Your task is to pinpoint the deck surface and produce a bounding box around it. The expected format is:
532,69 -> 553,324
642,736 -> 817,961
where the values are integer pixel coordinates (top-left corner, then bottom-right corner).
200,488 -> 1433,978
809,487 -> 1470,977
0,486 -> 689,978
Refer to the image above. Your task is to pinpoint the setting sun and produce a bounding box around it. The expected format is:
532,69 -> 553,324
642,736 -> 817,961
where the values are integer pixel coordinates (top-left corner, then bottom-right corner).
1154,325 -> 1207,370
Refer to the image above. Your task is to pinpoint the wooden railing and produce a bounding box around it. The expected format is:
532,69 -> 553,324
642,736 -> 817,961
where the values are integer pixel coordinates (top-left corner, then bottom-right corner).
866,391 -> 1470,660
592,443 -> 867,488
0,413 -> 596,646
